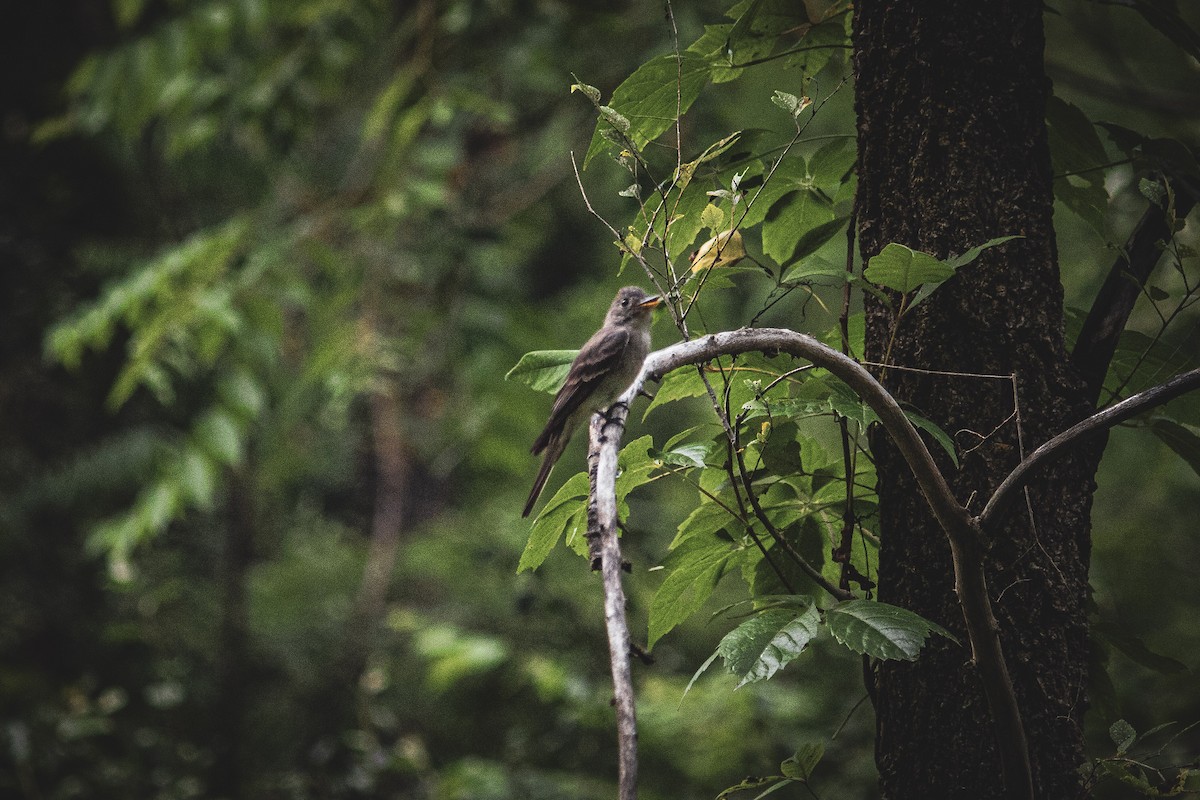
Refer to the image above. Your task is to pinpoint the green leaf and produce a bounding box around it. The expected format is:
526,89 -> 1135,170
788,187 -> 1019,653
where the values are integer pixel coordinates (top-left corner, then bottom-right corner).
701,202 -> 727,232
945,235 -> 1022,269
715,602 -> 821,687
1109,719 -> 1137,755
518,472 -> 590,572
584,52 -> 711,168
1129,0 -> 1200,63
648,535 -> 733,648
194,408 -> 243,466
1150,418 -> 1200,479
505,350 -> 576,393
644,365 -> 711,419
825,599 -> 957,661
657,441 -> 716,470
671,494 -> 737,549
781,257 -> 848,286
904,410 -> 959,467
780,742 -> 824,782
864,243 -> 952,294
771,90 -> 809,117
762,189 -> 834,264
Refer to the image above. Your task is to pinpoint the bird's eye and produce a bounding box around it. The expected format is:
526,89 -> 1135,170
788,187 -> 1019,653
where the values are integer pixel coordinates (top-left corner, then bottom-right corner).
621,299 -> 629,306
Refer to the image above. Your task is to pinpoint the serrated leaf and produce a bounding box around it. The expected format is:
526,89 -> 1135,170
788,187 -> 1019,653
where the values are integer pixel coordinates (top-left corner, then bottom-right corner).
648,535 -> 733,648
518,472 -> 589,572
715,603 -> 821,687
825,599 -> 956,661
671,495 -> 737,549
584,52 -> 710,168
700,202 -> 726,232
780,742 -> 824,781
864,243 -> 953,294
505,350 -> 577,393
658,442 -> 714,469
1109,719 -> 1137,754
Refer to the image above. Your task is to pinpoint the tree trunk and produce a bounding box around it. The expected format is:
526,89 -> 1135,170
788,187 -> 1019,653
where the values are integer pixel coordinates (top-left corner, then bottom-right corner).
852,2 -> 1099,797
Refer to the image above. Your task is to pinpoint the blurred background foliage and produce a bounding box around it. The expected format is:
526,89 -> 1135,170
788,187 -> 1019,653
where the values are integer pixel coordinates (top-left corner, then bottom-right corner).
1,0 -> 1197,798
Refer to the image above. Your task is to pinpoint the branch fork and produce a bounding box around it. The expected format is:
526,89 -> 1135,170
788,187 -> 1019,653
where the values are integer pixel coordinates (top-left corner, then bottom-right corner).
584,325 -> 1200,800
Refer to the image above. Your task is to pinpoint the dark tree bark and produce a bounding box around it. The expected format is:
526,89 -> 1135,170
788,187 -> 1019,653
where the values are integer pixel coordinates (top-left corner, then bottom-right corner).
853,2 -> 1100,797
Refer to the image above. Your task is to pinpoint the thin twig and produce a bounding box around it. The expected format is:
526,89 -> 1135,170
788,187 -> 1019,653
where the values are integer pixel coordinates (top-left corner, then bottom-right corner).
978,366 -> 1200,530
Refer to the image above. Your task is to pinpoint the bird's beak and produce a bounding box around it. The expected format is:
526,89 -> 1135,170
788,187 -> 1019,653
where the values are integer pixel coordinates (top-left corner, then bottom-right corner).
638,295 -> 662,309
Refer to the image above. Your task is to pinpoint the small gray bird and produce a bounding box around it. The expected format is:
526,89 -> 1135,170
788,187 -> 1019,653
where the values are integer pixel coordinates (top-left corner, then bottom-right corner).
523,286 -> 661,517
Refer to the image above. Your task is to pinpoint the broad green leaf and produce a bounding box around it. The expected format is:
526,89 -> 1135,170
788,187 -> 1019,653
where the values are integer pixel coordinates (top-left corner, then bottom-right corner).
505,349 -> 576,393
825,599 -> 956,661
783,214 -> 850,266
781,256 -> 848,286
864,243 -> 952,294
657,441 -> 716,470
781,742 -> 824,782
670,495 -> 737,549
584,52 -> 711,168
715,602 -> 821,687
1127,0 -> 1200,64
644,365 -> 711,419
615,435 -> 660,505
762,189 -> 834,264
1150,418 -> 1200,479
648,535 -> 733,648
518,472 -> 590,572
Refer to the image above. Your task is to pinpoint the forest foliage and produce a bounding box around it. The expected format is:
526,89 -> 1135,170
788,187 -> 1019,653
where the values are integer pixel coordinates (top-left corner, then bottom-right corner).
2,0 -> 1199,798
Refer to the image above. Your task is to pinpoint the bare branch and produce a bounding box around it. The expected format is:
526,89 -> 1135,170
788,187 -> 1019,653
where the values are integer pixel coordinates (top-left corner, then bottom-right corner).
586,410 -> 638,800
978,366 -> 1200,531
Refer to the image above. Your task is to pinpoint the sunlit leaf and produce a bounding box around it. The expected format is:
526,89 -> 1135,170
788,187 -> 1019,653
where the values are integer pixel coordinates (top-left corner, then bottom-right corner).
506,350 -> 576,393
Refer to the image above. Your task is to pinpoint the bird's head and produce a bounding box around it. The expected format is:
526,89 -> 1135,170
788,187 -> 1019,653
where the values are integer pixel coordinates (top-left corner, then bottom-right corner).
606,286 -> 661,326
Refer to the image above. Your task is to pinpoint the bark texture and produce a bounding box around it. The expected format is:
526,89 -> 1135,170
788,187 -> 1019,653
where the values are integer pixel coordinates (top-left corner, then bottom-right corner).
852,2 -> 1098,797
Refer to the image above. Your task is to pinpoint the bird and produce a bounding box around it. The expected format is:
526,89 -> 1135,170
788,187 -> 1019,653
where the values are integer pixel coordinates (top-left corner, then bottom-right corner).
523,286 -> 661,517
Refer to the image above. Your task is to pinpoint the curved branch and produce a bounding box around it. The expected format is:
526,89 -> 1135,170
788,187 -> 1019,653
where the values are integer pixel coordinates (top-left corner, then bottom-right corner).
593,327 -> 1031,799
978,367 -> 1200,531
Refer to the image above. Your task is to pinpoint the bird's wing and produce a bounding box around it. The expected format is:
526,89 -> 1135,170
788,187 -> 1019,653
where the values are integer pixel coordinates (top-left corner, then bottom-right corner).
531,326 -> 630,455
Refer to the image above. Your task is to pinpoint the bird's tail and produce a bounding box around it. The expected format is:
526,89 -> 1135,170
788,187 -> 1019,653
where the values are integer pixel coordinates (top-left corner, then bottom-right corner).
523,452 -> 556,518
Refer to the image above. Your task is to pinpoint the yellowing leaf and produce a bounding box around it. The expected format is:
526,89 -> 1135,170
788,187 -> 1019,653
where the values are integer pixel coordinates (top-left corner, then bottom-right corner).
690,229 -> 746,272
